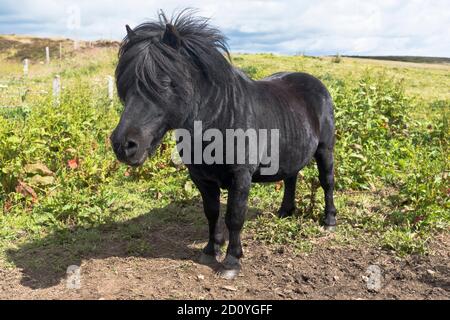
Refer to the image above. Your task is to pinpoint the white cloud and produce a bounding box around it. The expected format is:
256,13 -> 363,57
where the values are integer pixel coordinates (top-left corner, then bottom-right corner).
0,0 -> 448,56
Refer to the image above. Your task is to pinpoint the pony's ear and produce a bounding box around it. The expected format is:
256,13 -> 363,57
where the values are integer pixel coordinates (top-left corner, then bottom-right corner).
125,25 -> 137,40
162,23 -> 181,49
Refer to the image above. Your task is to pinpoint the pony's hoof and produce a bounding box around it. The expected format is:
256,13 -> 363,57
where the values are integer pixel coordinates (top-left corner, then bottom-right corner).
218,267 -> 240,280
324,225 -> 336,232
199,253 -> 219,265
218,255 -> 241,280
278,207 -> 295,218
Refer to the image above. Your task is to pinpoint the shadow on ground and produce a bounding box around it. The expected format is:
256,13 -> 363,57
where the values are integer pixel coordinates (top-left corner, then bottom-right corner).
5,198 -> 261,289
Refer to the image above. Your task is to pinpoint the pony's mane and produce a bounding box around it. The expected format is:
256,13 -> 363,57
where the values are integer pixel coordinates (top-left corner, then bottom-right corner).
116,9 -> 235,104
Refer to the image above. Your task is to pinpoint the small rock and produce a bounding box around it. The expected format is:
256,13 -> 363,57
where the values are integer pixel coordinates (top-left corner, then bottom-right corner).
24,163 -> 54,176
333,275 -> 340,281
30,175 -> 55,186
221,285 -> 237,292
427,269 -> 436,276
197,274 -> 205,280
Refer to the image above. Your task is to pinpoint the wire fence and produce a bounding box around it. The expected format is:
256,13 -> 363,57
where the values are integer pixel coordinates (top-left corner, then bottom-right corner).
0,46 -> 116,109
0,77 -> 115,109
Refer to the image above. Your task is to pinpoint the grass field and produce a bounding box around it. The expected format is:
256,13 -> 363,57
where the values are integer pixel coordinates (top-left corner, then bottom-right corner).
0,35 -> 449,298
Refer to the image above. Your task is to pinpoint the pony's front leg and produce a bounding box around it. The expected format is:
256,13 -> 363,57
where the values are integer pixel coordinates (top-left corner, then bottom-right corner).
192,177 -> 224,265
220,169 -> 252,280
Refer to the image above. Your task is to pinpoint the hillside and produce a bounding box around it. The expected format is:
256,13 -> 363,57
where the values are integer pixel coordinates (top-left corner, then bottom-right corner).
344,55 -> 450,65
0,34 -> 119,62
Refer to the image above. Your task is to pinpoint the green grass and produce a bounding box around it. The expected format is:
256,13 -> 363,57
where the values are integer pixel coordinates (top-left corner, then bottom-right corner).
0,41 -> 449,270
233,53 -> 450,103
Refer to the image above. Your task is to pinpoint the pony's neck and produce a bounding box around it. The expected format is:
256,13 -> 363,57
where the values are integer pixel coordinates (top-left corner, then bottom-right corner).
186,68 -> 253,131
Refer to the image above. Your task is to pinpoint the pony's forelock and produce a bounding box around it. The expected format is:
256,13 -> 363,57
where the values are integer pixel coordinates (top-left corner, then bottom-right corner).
115,9 -> 234,104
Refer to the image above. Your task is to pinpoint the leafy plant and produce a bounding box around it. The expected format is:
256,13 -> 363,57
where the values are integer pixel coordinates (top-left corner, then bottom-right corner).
0,49 -> 448,259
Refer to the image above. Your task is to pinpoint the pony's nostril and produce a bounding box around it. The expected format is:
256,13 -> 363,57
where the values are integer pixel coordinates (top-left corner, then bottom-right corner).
124,140 -> 138,157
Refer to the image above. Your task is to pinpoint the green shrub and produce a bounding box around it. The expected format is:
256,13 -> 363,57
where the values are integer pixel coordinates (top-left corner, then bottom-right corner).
0,57 -> 448,257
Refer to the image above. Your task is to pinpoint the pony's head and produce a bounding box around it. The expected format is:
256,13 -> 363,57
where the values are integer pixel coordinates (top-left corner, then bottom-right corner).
111,9 -> 232,166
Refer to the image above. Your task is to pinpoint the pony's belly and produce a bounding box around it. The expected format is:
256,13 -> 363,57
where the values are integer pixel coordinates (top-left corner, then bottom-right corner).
252,139 -> 318,182
251,159 -> 310,183
252,173 -> 288,183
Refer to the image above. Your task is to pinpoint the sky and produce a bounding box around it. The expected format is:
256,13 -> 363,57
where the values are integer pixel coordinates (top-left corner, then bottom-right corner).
0,0 -> 449,56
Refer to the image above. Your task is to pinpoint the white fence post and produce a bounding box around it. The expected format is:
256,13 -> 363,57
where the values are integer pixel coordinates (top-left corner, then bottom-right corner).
53,75 -> 61,105
46,47 -> 50,64
107,75 -> 114,101
23,59 -> 29,77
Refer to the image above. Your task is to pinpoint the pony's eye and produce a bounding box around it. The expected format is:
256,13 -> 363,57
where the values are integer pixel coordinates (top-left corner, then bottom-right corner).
161,77 -> 172,88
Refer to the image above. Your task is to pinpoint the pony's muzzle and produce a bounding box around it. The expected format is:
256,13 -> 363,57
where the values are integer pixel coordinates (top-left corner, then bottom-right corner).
110,130 -> 147,167
111,138 -> 138,160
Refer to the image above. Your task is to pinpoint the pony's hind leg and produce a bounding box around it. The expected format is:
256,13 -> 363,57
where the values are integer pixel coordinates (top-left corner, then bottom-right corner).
314,144 -> 337,229
278,174 -> 298,218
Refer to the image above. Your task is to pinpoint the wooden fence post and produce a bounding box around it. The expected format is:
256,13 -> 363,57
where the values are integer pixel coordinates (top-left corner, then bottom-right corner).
53,75 -> 61,105
107,75 -> 114,101
23,59 -> 29,77
46,47 -> 50,64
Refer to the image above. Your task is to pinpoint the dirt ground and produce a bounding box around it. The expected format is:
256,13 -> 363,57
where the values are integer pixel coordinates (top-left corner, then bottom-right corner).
0,211 -> 448,300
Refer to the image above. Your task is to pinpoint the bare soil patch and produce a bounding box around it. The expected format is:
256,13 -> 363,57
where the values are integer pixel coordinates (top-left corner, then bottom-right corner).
1,201 -> 448,300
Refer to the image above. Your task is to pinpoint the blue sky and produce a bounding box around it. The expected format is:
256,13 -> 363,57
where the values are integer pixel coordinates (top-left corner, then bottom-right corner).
0,0 -> 449,56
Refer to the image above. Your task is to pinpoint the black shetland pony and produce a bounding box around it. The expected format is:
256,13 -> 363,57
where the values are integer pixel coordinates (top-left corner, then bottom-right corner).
111,10 -> 337,279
